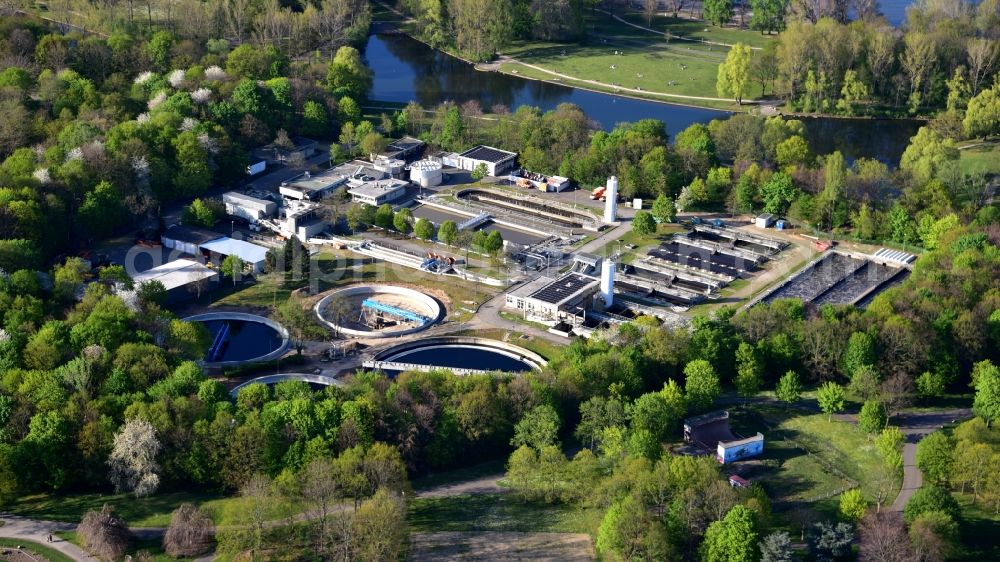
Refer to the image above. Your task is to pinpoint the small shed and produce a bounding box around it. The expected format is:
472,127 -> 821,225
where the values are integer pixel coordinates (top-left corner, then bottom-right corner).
755,214 -> 775,228
728,475 -> 751,488
717,433 -> 765,464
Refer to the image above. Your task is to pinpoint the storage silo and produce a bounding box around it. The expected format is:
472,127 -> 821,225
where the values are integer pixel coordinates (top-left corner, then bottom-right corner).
600,259 -> 615,308
604,176 -> 618,223
409,160 -> 443,188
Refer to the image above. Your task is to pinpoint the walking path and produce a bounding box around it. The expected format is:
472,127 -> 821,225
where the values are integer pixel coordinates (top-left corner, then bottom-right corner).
504,56 -> 751,104
889,409 -> 971,512
596,8 -> 763,51
0,516 -> 96,561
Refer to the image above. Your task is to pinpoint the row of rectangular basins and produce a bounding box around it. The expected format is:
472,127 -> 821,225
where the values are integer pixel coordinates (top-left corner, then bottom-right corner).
686,229 -> 776,256
763,252 -> 907,305
648,241 -> 758,278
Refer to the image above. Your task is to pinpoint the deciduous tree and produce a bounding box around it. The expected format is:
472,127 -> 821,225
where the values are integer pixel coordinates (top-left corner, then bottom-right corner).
717,44 -> 752,104
816,381 -> 846,421
108,417 -> 162,497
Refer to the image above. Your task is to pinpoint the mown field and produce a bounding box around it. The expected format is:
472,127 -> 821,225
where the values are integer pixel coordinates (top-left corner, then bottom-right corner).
495,10 -> 776,109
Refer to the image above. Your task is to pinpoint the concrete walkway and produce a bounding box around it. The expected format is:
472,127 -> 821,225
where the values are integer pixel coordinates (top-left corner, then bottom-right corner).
889,409 -> 971,512
0,515 -> 97,561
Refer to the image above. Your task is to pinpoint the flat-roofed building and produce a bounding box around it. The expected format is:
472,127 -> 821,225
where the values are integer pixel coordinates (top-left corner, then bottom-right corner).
255,137 -> 319,164
132,259 -> 219,303
280,199 -> 327,239
223,191 -> 277,221
456,145 -> 518,176
199,237 -> 271,274
348,178 -> 409,206
380,136 -> 426,162
279,169 -> 349,201
504,272 -> 600,320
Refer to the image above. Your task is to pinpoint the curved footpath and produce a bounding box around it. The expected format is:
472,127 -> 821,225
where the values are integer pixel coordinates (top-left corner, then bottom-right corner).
595,8 -> 763,51
889,408 -> 971,512
0,516 -> 96,560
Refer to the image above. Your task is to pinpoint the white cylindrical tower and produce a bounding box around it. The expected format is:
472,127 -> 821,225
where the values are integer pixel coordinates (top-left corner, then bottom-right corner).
604,176 -> 618,223
600,259 -> 615,308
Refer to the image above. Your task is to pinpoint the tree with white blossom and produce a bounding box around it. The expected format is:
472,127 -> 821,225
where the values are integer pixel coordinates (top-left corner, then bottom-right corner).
108,417 -> 162,497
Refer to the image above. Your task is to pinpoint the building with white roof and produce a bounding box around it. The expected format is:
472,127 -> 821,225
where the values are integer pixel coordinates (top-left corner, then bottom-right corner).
279,169 -> 349,200
132,259 -> 219,303
348,178 -> 409,206
223,191 -> 277,221
199,237 -> 271,274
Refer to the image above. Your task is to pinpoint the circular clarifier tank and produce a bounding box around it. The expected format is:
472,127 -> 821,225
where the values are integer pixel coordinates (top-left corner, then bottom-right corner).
315,284 -> 442,338
370,337 -> 546,374
184,312 -> 290,366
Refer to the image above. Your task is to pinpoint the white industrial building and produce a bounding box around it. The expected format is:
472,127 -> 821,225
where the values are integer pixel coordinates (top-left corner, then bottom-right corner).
199,237 -> 270,274
280,199 -> 327,239
160,225 -> 223,256
442,145 -> 518,177
279,170 -> 349,201
504,272 -> 601,321
223,192 -> 277,221
132,259 -> 219,303
348,178 -> 409,206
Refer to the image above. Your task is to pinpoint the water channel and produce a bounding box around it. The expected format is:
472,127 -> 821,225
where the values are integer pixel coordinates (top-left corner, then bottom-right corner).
364,32 -> 922,164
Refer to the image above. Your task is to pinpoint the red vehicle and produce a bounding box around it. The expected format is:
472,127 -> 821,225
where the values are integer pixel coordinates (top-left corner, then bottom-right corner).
590,186 -> 606,201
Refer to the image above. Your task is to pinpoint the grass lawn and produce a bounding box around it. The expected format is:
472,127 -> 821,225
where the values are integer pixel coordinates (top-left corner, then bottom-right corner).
408,494 -> 602,534
498,310 -> 552,331
616,11 -> 777,49
728,406 -> 899,520
0,537 -> 76,562
954,493 -> 1000,561
495,11 -> 771,109
412,458 -> 508,492
450,327 -> 566,361
8,491 -> 304,529
596,223 -> 681,263
958,140 -> 1000,176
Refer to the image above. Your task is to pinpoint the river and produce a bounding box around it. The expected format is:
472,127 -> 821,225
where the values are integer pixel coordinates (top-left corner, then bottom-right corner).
364,32 -> 921,164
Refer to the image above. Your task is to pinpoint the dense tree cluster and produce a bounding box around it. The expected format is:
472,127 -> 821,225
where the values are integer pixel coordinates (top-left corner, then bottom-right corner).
0,15 -> 375,268
24,0 -> 371,57
398,0 -> 587,60
737,1 -> 1000,116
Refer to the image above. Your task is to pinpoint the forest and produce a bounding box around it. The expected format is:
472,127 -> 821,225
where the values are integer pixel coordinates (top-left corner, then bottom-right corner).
0,1 -> 997,560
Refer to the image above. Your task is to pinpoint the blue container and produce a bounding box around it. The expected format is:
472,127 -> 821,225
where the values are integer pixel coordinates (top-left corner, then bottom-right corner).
775,220 -> 786,230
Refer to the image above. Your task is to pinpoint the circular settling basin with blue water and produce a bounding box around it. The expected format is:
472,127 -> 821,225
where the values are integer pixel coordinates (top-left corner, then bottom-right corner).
371,337 -> 546,375
184,313 -> 290,366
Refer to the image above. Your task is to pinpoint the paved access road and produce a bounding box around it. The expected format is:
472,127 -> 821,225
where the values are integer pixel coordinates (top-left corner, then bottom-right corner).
889,409 -> 972,512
